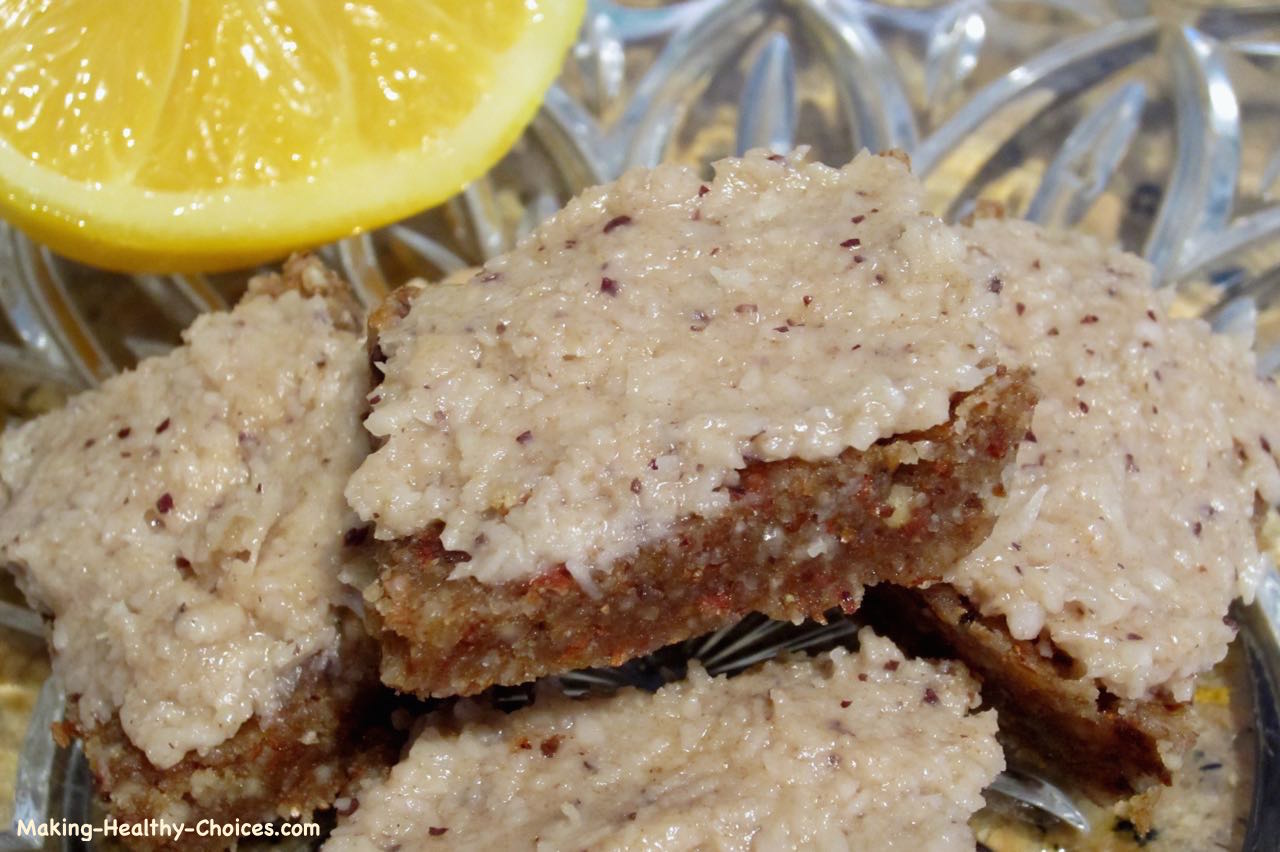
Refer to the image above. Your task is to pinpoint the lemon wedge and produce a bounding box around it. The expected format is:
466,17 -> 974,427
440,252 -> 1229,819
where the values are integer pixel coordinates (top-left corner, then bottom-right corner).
0,0 -> 584,272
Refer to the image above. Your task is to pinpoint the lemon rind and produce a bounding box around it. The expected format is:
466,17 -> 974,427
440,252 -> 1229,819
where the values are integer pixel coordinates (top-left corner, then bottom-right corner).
0,0 -> 586,273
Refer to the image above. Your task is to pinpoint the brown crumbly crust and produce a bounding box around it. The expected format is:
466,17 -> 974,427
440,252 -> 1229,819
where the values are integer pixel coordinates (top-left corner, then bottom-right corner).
363,369 -> 1035,698
71,615 -> 404,852
247,252 -> 364,333
862,583 -> 1195,802
365,277 -> 424,390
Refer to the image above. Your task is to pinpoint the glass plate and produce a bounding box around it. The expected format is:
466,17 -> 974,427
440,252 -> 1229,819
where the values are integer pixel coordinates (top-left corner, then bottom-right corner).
2,1 -> 1279,849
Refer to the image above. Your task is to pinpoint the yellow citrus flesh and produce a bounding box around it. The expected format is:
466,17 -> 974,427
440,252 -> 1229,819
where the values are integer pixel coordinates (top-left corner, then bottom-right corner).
0,0 -> 584,272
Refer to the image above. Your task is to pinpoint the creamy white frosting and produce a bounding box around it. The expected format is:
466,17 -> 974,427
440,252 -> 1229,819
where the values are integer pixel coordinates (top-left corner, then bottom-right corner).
348,150 -> 997,585
950,220 -> 1280,700
327,630 -> 1002,851
0,264 -> 368,768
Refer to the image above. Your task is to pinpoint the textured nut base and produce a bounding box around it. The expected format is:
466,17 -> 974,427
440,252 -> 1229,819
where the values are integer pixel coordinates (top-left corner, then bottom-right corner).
67,615 -> 403,852
863,582 -> 1196,802
364,370 -> 1034,698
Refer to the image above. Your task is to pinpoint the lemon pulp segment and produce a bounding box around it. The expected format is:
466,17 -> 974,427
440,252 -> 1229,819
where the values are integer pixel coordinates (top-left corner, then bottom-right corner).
0,0 -> 584,271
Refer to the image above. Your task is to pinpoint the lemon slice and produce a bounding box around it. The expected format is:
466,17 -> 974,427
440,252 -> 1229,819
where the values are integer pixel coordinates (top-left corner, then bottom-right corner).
0,0 -> 584,272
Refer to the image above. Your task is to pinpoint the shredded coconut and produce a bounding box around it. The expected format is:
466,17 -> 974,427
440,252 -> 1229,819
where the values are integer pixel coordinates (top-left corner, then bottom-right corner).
326,630 -> 1003,852
348,150 -> 996,584
0,270 -> 368,768
950,219 -> 1280,700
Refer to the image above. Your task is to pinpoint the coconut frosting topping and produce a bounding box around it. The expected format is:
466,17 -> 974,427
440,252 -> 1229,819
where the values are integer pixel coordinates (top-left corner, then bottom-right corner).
951,219 -> 1280,701
347,150 -> 997,586
326,630 -> 1003,852
0,265 -> 368,768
